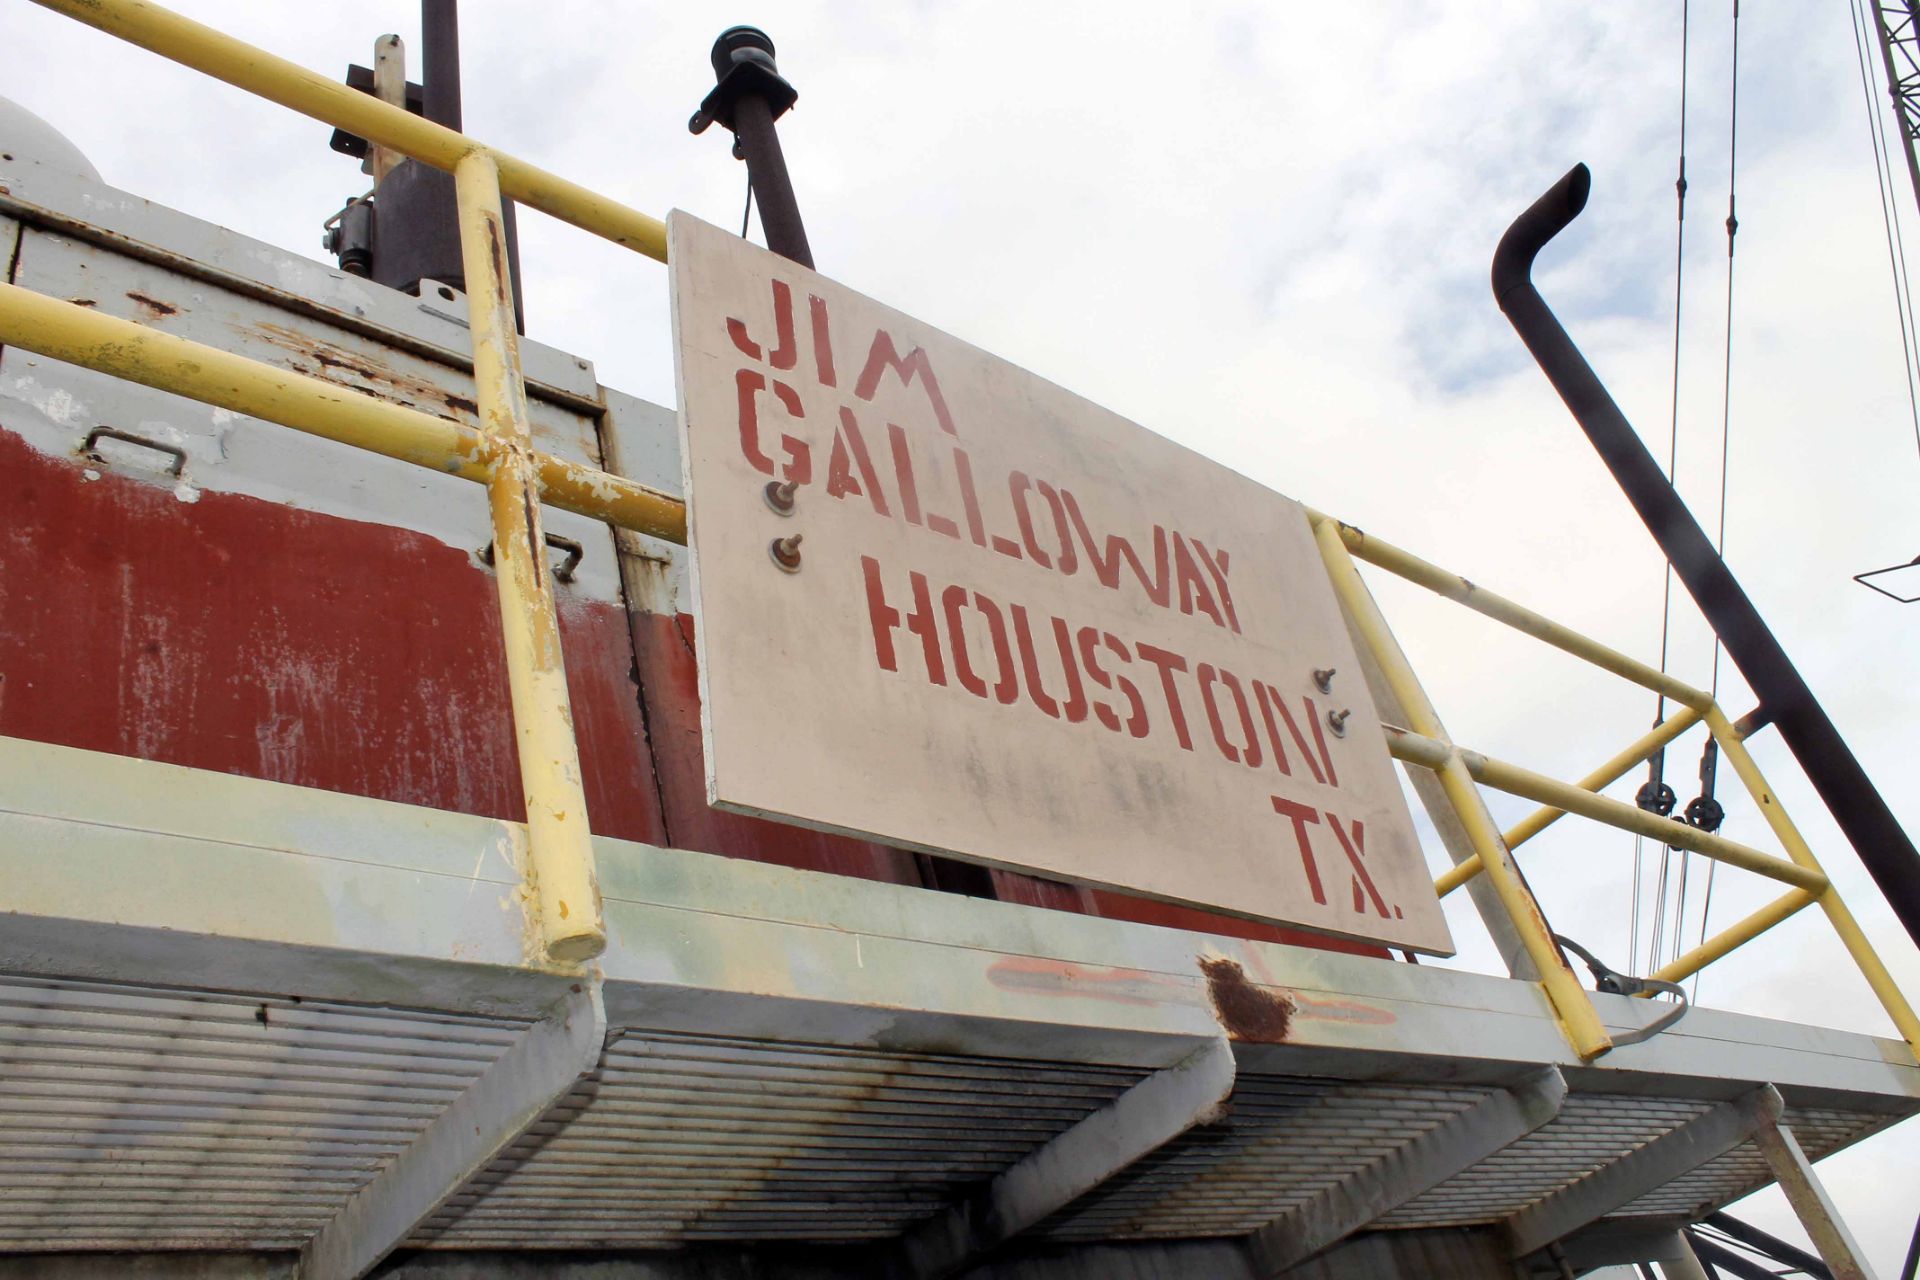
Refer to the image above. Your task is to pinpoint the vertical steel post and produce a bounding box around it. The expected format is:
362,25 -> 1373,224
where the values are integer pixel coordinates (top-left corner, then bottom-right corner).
454,151 -> 605,964
1312,518 -> 1613,1059
1492,164 -> 1920,949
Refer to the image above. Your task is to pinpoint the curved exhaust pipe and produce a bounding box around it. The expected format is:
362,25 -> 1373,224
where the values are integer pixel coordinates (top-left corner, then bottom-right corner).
1491,164 -> 1920,949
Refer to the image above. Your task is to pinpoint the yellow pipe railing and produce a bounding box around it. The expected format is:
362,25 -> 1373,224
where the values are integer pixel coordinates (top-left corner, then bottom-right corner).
1646,889 -> 1819,989
1436,705 -> 1705,897
17,0 -> 1917,1057
1703,706 -> 1920,1055
1312,519 -> 1615,1059
0,283 -> 688,544
454,151 -> 603,963
1309,513 -> 1712,711
1385,729 -> 1827,893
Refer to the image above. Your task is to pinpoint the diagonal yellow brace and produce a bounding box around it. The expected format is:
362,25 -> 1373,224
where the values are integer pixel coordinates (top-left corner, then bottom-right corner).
1436,706 -> 1704,898
1704,707 -> 1920,1060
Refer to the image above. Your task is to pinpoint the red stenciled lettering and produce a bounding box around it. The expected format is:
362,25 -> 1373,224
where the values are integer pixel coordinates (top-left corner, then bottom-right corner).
887,423 -> 922,527
863,558 -> 944,685
1173,534 -> 1225,629
1010,605 -> 1060,718
1270,796 -> 1327,905
808,293 -> 835,386
854,329 -> 957,435
1009,472 -> 1077,573
825,407 -> 889,516
734,369 -> 810,481
943,586 -> 988,699
1198,664 -> 1261,768
1134,643 -> 1193,752
1049,617 -> 1090,723
727,278 -> 796,370
862,556 -> 899,672
1257,681 -> 1325,785
975,592 -> 1020,705
1303,694 -> 1340,787
1100,632 -> 1149,738
1059,488 -> 1171,608
1192,540 -> 1240,634
1328,814 -> 1388,917
952,449 -> 1013,556
943,586 -> 1018,703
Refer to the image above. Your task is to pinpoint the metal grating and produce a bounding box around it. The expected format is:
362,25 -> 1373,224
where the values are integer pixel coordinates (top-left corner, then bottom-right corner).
1377,1094 -> 1713,1229
412,1029 -> 1149,1248
1609,1106 -> 1885,1218
1037,1074 -> 1499,1241
0,973 -> 530,1252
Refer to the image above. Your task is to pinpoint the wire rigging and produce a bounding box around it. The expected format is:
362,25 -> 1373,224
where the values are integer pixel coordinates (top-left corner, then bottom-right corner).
1850,0 -> 1920,465
1686,0 -> 1744,999
1635,0 -> 1692,979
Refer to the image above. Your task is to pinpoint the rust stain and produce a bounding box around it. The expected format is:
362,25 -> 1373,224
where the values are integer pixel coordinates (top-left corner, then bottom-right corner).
985,956 -> 1181,1006
1198,956 -> 1295,1042
68,298 -> 97,308
125,290 -> 179,319
247,321 -> 484,424
1291,991 -> 1396,1027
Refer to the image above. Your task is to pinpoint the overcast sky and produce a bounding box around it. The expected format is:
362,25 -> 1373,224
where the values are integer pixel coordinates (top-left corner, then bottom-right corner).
6,0 -> 1919,1271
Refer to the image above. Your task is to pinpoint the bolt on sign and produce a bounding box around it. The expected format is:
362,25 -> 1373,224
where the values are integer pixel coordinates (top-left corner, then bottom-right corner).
670,212 -> 1453,954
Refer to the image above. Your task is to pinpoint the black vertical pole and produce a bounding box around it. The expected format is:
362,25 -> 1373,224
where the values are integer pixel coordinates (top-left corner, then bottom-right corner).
692,26 -> 814,268
421,0 -> 462,130
1492,164 -> 1920,948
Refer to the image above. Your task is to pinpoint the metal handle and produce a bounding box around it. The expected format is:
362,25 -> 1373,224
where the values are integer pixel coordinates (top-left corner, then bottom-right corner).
82,426 -> 186,477
480,532 -> 583,583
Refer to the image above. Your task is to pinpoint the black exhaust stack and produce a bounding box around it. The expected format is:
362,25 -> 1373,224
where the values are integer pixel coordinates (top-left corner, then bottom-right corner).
1493,164 -> 1920,947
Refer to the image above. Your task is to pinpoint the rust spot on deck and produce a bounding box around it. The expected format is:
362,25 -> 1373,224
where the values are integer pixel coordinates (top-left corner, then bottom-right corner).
125,291 -> 179,319
1198,956 -> 1294,1042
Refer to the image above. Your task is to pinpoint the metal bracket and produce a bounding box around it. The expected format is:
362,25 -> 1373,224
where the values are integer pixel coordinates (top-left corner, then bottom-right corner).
81,425 -> 186,477
479,531 -> 584,583
298,982 -> 608,1280
1750,1109 -> 1877,1279
1246,1068 -> 1568,1275
883,1037 -> 1236,1280
1506,1085 -> 1783,1259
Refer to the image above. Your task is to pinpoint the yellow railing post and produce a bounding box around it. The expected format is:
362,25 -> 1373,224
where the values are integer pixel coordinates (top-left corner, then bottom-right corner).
455,151 -> 605,964
1311,518 -> 1614,1059
1704,706 -> 1920,1058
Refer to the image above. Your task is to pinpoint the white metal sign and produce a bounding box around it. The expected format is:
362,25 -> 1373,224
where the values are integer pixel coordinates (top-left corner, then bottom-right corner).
671,212 -> 1452,954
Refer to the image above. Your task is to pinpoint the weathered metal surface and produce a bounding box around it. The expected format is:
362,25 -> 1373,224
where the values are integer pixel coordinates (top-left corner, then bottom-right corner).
0,195 -> 668,853
670,212 -> 1447,954
302,983 -> 608,1279
1243,1068 -> 1568,1274
1502,1086 -> 1782,1257
1750,1113 -> 1878,1280
0,735 -> 1913,1262
888,1037 -> 1235,1279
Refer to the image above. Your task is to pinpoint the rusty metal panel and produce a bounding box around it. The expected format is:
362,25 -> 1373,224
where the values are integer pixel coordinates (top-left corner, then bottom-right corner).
670,212 -> 1449,954
0,223 -> 664,843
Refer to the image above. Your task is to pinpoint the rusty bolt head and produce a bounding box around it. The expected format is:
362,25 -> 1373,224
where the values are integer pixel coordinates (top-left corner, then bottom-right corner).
763,479 -> 798,515
1312,667 -> 1336,694
1327,708 -> 1351,738
769,533 -> 804,573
